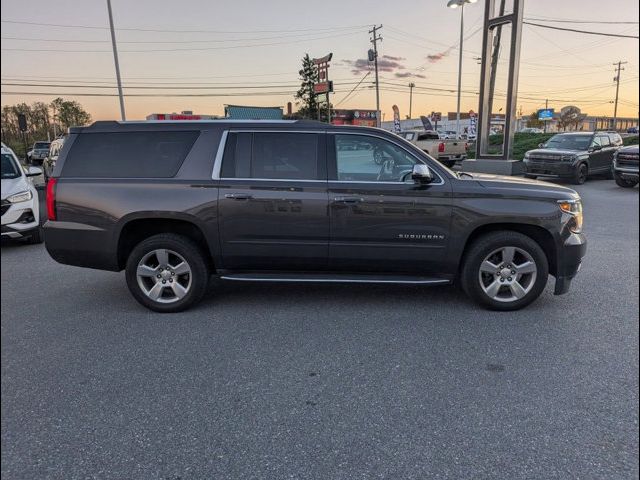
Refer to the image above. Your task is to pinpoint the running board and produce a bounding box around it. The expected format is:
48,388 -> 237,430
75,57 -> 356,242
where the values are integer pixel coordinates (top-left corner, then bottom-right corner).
219,273 -> 451,285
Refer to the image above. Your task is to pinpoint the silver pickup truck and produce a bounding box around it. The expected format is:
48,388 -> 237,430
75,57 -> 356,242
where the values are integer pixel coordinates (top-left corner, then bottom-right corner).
398,130 -> 467,168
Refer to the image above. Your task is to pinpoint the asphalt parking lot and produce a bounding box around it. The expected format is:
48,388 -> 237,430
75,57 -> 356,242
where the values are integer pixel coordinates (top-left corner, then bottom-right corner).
1,179 -> 638,479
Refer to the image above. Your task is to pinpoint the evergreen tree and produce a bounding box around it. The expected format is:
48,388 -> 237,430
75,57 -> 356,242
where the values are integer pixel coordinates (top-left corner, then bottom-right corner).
295,54 -> 319,120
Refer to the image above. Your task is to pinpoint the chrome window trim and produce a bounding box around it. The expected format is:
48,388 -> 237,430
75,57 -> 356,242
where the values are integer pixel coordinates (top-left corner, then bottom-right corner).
328,131 -> 446,186
211,130 -> 229,180
219,178 -> 325,183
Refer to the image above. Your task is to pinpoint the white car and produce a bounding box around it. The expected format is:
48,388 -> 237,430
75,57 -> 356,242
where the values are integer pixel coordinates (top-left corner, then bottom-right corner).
1,143 -> 43,243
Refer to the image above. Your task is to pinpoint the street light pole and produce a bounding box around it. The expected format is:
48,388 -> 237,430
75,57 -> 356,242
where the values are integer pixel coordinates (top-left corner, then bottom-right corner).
107,0 -> 126,121
448,0 -> 476,139
455,3 -> 464,139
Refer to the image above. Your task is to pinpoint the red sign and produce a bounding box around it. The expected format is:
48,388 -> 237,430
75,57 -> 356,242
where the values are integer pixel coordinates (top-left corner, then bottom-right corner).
312,53 -> 333,95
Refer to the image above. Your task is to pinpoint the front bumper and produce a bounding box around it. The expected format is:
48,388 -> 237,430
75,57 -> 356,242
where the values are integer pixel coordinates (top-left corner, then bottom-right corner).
524,159 -> 576,177
554,232 -> 587,295
1,197 -> 40,239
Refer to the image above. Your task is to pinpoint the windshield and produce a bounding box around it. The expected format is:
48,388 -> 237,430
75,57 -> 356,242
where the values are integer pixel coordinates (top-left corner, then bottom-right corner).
545,134 -> 592,151
34,142 -> 50,150
1,153 -> 22,179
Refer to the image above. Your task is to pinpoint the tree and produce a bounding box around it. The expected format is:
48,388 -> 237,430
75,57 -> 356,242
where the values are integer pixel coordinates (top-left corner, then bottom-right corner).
294,54 -> 319,120
527,111 -> 544,129
51,97 -> 92,132
0,98 -> 91,158
557,106 -> 587,132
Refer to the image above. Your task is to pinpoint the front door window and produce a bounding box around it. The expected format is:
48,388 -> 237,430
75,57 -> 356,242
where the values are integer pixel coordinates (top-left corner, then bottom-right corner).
334,134 -> 420,183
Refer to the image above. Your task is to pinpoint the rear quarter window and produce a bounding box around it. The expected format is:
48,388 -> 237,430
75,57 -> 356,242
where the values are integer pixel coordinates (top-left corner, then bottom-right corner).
62,131 -> 199,178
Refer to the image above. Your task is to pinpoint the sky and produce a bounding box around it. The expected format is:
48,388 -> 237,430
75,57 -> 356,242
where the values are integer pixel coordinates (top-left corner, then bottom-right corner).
1,0 -> 639,122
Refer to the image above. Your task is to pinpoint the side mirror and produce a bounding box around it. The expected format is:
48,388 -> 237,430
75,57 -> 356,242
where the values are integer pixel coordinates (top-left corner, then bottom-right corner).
538,143 -> 545,148
411,164 -> 434,184
25,166 -> 42,177
589,144 -> 602,152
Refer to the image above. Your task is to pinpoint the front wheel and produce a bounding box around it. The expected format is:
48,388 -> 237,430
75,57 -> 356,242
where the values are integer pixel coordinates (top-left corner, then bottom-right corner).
571,163 -> 588,185
614,173 -> 638,188
461,231 -> 549,311
125,233 -> 210,312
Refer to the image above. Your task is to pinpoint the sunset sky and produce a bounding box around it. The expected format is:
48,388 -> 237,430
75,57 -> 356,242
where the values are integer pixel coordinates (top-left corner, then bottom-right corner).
1,0 -> 638,122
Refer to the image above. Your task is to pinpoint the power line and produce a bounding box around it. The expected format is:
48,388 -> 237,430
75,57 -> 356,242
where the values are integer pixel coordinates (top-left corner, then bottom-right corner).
0,19 -> 367,34
0,28 -> 365,44
0,30 -> 363,53
335,71 -> 371,107
523,22 -> 639,39
524,17 -> 639,25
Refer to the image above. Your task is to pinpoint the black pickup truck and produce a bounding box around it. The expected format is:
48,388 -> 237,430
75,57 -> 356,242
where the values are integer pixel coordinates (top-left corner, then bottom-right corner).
44,120 -> 586,313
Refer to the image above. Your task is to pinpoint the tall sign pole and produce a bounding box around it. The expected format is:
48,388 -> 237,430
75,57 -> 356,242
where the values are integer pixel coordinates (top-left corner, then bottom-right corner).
613,60 -> 627,131
107,0 -> 126,121
312,53 -> 333,123
462,0 -> 524,176
369,25 -> 382,127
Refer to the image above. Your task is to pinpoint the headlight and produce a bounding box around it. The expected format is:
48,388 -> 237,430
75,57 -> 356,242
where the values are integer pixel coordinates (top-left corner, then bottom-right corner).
558,199 -> 583,234
7,190 -> 33,204
524,152 -> 530,159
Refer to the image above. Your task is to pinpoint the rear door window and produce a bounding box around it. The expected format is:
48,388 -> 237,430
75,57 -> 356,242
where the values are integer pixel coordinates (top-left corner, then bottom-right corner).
221,132 -> 322,181
62,131 -> 199,178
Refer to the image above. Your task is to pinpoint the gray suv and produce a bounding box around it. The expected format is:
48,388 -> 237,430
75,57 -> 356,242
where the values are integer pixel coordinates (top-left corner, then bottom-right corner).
44,120 -> 587,312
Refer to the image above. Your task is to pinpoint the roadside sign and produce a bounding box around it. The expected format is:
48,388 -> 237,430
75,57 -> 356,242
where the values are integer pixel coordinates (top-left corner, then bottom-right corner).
538,108 -> 554,121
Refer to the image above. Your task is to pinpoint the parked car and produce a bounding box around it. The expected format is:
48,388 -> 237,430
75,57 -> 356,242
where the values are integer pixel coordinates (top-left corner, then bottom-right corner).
612,144 -> 639,188
627,127 -> 638,134
441,130 -> 458,140
44,120 -> 586,313
27,141 -> 51,166
398,130 -> 467,168
523,131 -> 620,184
1,143 -> 43,243
519,127 -> 544,134
42,137 -> 65,182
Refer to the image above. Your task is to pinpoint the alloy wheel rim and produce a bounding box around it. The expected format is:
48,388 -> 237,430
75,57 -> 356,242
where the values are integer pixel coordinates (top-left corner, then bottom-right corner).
136,249 -> 192,303
478,246 -> 537,303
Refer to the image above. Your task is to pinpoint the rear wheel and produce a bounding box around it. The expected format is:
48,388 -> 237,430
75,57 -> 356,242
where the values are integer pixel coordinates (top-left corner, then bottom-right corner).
125,233 -> 209,312
571,163 -> 588,185
461,231 -> 549,311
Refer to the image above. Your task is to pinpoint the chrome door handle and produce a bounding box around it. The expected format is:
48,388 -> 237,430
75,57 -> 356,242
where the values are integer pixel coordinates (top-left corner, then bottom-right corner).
225,193 -> 253,200
333,196 -> 363,204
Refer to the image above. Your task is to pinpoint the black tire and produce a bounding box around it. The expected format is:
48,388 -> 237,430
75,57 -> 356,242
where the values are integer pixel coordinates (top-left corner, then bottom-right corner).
461,231 -> 549,311
125,233 -> 210,313
571,163 -> 588,185
524,174 -> 537,179
614,173 -> 638,188
26,227 -> 43,244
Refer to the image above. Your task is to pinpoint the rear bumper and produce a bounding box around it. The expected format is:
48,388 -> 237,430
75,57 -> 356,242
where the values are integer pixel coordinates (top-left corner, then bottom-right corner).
554,232 -> 587,295
43,220 -> 120,271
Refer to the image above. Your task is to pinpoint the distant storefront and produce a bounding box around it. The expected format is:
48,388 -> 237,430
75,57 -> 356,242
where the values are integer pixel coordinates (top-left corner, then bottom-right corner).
146,111 -> 219,121
331,109 -> 378,127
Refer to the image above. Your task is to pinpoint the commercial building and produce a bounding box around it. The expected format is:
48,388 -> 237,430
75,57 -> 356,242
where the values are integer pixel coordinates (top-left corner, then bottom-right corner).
224,105 -> 283,120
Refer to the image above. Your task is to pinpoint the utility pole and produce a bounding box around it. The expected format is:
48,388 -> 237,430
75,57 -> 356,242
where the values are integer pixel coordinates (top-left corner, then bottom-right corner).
544,99 -> 548,134
612,60 -> 627,131
107,0 -> 126,121
408,82 -> 415,119
51,102 -> 57,138
369,25 -> 382,127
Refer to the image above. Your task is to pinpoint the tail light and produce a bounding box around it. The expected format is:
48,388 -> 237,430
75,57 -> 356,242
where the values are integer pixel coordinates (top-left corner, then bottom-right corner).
46,177 -> 58,221
438,142 -> 445,153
